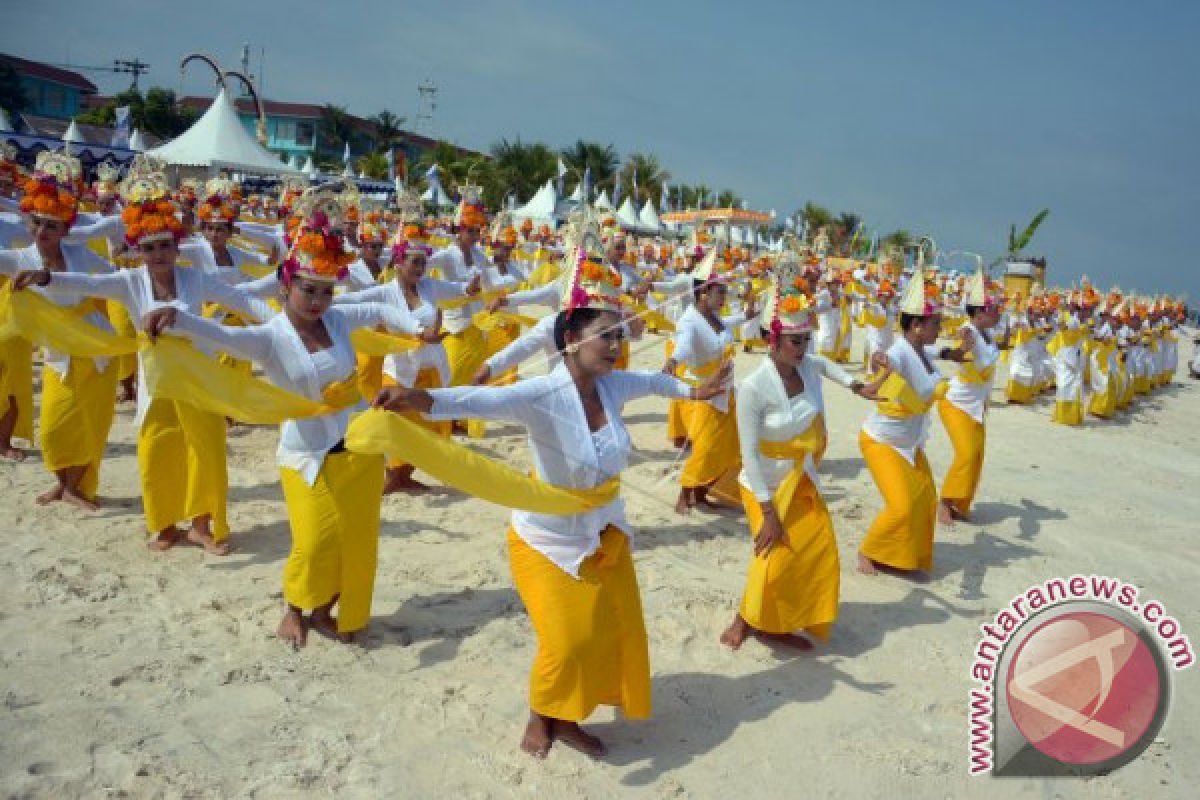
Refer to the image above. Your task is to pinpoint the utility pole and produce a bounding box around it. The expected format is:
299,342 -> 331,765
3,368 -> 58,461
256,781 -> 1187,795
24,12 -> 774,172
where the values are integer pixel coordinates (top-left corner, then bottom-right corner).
416,80 -> 437,137
113,59 -> 149,90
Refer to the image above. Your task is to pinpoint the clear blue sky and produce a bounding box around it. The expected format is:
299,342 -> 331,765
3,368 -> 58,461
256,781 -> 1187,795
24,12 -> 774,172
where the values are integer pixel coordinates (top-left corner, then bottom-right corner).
7,0 -> 1198,299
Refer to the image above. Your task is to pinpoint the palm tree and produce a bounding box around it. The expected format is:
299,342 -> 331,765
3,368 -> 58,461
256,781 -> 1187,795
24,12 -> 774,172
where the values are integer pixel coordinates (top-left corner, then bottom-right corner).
618,153 -> 670,207
369,110 -> 406,152
1006,209 -> 1050,259
801,202 -> 834,238
716,189 -> 742,209
490,137 -> 558,204
560,140 -> 619,193
356,152 -> 390,180
881,229 -> 914,250
320,104 -> 355,154
832,211 -> 862,254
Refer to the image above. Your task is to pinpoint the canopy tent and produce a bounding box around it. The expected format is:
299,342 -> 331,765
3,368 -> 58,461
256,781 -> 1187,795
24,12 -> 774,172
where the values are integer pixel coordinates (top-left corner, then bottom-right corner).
0,107 -> 11,133
127,129 -> 146,152
147,88 -> 298,175
615,197 -> 644,232
637,199 -> 662,233
421,165 -> 456,209
61,119 -> 83,154
511,179 -> 559,224
593,189 -> 613,211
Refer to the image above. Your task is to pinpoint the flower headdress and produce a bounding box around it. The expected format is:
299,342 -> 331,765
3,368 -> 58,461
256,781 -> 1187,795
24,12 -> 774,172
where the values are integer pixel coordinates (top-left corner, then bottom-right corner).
898,268 -> 943,317
280,208 -> 356,284
20,151 -> 82,224
762,255 -> 816,340
454,184 -> 487,230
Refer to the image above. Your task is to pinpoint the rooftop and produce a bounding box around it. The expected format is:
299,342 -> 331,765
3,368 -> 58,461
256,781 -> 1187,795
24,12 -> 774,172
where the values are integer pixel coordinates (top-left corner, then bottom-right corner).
0,53 -> 98,94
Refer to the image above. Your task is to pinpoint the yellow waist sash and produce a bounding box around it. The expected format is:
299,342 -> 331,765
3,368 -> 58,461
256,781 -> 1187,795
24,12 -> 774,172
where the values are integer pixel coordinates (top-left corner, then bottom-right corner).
635,304 -> 676,333
681,345 -> 735,386
756,417 -> 828,520
958,358 -> 995,384
873,371 -> 946,418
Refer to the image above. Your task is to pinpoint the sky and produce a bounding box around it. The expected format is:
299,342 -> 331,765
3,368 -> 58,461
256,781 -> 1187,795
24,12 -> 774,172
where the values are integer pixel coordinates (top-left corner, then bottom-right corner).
6,0 -> 1199,299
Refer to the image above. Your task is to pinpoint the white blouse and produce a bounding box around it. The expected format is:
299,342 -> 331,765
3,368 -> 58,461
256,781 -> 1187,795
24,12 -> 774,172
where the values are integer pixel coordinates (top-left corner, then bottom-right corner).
944,320 -> 1000,424
173,304 -> 421,485
862,337 -> 944,464
0,243 -> 115,379
485,313 -> 560,377
737,356 -> 854,502
427,244 -> 518,333
336,277 -> 468,387
426,363 -> 691,577
37,264 -> 276,426
671,305 -> 746,412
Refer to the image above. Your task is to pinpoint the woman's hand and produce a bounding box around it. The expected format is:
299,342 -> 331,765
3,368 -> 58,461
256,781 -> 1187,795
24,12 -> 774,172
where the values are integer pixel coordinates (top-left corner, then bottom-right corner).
753,506 -> 788,556
661,357 -> 678,376
485,295 -> 507,313
465,273 -> 482,295
957,326 -> 976,356
142,307 -> 178,341
624,311 -> 646,339
471,364 -> 492,385
692,361 -> 733,401
419,309 -> 448,343
372,385 -> 433,413
869,350 -> 891,374
13,269 -> 51,290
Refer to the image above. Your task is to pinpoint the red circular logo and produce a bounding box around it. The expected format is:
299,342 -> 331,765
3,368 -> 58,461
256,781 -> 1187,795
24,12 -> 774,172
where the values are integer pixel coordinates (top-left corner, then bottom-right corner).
1005,611 -> 1161,765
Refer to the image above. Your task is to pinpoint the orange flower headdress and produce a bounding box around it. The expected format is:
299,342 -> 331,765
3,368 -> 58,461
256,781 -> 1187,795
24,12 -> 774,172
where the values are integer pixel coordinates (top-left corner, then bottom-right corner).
764,255 -> 816,339
454,184 -> 487,230
281,207 -> 356,284
20,151 -> 82,225
92,161 -> 120,201
357,210 -> 387,245
197,176 -> 238,225
0,142 -> 22,188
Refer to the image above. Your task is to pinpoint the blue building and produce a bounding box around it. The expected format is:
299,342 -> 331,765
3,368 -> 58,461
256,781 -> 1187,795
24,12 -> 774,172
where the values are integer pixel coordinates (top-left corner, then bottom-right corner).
0,53 -> 97,120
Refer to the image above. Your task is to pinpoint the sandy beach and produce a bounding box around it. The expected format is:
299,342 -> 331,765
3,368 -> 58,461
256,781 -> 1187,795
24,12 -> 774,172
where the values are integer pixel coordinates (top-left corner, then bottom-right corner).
2,329 -> 1197,799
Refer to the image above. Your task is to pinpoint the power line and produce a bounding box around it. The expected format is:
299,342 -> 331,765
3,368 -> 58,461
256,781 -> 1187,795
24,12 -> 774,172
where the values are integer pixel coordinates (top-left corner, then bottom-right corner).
48,58 -> 150,91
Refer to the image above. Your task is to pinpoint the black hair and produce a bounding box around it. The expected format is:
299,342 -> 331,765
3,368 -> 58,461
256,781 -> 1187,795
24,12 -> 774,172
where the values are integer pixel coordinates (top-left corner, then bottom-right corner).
899,312 -> 928,332
552,308 -> 604,353
965,304 -> 987,317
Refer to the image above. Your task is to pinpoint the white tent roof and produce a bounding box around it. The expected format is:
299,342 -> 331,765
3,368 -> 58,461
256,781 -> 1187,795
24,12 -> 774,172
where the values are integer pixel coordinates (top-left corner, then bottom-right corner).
615,197 -> 642,231
146,88 -> 297,175
568,182 -> 584,203
422,167 -> 456,209
128,128 -> 146,152
637,199 -> 662,232
0,107 -> 13,133
61,119 -> 83,151
512,179 -> 558,224
594,189 -> 613,210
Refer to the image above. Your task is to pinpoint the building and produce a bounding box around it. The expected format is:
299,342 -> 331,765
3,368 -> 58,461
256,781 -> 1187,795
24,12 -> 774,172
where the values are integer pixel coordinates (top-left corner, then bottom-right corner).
0,53 -> 98,120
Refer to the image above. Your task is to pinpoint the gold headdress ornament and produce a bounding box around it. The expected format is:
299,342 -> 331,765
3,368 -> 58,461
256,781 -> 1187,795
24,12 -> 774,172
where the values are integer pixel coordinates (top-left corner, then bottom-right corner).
899,268 -> 942,316
393,184 -> 423,224
558,211 -> 622,313
281,190 -> 356,284
965,266 -> 996,308
118,158 -> 183,246
93,161 -> 121,198
454,183 -> 487,229
0,142 -> 21,187
20,151 -> 82,223
762,254 -> 816,336
197,175 -> 238,224
692,243 -> 725,286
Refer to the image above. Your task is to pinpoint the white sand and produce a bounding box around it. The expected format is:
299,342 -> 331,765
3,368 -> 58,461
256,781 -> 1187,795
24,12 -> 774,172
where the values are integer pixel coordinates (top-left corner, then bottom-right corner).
2,331 -> 1198,799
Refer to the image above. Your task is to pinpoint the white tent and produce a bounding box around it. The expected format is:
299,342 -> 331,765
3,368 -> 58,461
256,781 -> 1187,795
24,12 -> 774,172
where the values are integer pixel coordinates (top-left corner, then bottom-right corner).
147,88 -> 298,175
0,107 -> 12,133
421,165 -> 456,209
615,197 -> 642,231
128,128 -> 146,152
61,119 -> 83,153
637,199 -> 662,233
594,189 -> 613,211
302,155 -> 317,177
512,179 -> 559,224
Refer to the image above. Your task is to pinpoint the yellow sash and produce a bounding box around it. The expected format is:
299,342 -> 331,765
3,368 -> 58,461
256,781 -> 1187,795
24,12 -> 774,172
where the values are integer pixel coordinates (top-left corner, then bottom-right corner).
473,309 -> 537,332
873,371 -> 947,418
349,328 -> 423,356
755,418 -> 829,520
0,284 -> 140,355
437,287 -> 507,310
635,304 -> 676,333
858,309 -> 886,328
345,408 -> 619,514
681,344 -> 735,386
958,356 -> 995,384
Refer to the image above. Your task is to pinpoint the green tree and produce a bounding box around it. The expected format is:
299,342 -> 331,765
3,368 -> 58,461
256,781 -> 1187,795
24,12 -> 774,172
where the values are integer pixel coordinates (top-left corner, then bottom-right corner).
881,229 -> 913,251
356,152 -> 389,180
77,87 -> 196,138
320,104 -> 355,153
489,137 -> 557,204
560,139 -> 619,192
0,64 -> 30,113
716,189 -> 742,208
619,153 -> 670,206
369,110 -> 406,151
801,202 -> 834,238
1007,209 -> 1050,258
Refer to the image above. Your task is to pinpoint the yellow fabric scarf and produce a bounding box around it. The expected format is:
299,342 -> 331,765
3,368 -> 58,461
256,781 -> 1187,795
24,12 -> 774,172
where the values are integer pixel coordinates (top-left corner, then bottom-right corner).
872,371 -> 947,418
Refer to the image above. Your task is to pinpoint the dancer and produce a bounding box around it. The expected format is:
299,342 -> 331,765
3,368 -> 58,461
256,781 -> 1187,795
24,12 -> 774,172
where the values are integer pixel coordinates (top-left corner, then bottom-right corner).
375,246 -> 730,758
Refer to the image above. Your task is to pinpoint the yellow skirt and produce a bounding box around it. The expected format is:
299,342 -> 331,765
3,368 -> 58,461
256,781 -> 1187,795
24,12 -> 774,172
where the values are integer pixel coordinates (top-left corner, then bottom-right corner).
444,324 -> 487,388
681,398 -> 742,505
0,334 -> 34,443
937,399 -> 985,516
106,300 -> 138,382
664,340 -> 689,443
859,430 -> 936,572
508,525 -> 651,721
1053,398 -> 1083,426
1005,379 -> 1036,404
40,359 -> 118,500
356,352 -> 385,403
383,367 -> 451,468
138,398 -> 230,540
280,451 -> 385,634
739,481 -> 838,639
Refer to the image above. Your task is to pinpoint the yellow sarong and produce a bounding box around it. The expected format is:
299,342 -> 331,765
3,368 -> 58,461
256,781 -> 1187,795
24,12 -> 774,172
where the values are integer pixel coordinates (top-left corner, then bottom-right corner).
138,397 -> 230,540
739,422 -> 838,638
40,358 -> 118,501
281,450 -> 385,634
383,367 -> 451,469
0,332 -> 33,443
937,399 -> 985,516
680,396 -> 741,505
106,300 -> 138,382
508,525 -> 650,721
443,323 -> 486,388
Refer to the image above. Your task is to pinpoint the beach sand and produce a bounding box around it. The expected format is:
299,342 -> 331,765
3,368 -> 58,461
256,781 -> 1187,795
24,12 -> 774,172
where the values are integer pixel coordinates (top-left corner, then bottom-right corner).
2,331 -> 1197,798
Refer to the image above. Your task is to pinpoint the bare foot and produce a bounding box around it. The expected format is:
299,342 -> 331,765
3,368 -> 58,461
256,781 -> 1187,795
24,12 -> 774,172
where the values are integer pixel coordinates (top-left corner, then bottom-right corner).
36,485 -> 64,505
1,445 -> 25,461
61,487 -> 100,512
720,614 -> 750,650
675,489 -> 694,516
755,630 -> 814,651
856,552 -> 879,575
277,608 -> 307,650
117,379 -> 137,404
147,528 -> 183,552
520,713 -> 552,759
309,608 -> 356,643
186,527 -> 232,556
383,468 -> 429,495
937,500 -> 956,526
672,437 -> 687,449
552,720 -> 607,757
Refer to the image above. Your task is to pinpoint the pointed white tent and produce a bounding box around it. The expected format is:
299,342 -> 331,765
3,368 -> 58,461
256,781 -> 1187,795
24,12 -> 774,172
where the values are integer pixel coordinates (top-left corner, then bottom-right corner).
128,128 -> 146,152
637,199 -> 662,233
594,189 -> 613,211
568,182 -> 584,204
147,87 -> 297,174
61,119 -> 84,153
511,179 -> 558,224
615,197 -> 642,231
302,155 -> 317,176
0,107 -> 12,133
421,165 -> 455,209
